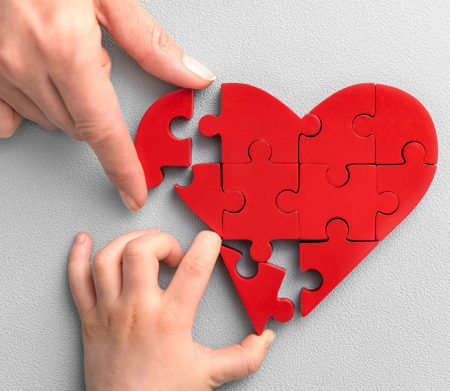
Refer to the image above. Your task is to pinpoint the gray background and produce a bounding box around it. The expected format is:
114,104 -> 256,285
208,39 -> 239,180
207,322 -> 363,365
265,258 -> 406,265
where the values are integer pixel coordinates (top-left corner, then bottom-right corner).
0,0 -> 449,390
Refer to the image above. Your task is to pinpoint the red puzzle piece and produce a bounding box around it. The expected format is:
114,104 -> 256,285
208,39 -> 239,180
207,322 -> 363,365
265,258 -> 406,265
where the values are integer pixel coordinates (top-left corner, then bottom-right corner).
222,141 -> 299,262
221,245 -> 294,335
376,142 -> 437,240
277,164 -> 398,241
135,89 -> 193,188
353,84 -> 438,165
299,219 -> 378,316
299,83 -> 376,187
199,83 -> 320,164
174,164 -> 245,236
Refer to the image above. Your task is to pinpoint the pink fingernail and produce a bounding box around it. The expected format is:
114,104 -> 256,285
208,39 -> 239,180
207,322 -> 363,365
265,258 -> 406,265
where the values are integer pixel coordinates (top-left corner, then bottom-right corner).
75,232 -> 86,244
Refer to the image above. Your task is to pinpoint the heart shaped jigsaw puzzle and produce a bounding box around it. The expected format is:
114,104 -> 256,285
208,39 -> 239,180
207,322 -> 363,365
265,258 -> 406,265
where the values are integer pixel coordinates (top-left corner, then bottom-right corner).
134,83 -> 438,335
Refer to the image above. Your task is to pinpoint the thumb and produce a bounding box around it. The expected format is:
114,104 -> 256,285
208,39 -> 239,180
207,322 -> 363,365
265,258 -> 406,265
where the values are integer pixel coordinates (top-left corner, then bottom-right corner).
207,330 -> 276,387
96,0 -> 216,88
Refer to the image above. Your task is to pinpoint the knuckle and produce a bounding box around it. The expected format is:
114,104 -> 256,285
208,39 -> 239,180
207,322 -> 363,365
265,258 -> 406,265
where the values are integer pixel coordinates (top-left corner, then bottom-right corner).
123,239 -> 148,262
138,24 -> 174,65
73,120 -> 110,143
38,18 -> 102,67
91,253 -> 106,276
184,255 -> 207,278
244,351 -> 261,375
0,46 -> 26,81
151,24 -> 172,53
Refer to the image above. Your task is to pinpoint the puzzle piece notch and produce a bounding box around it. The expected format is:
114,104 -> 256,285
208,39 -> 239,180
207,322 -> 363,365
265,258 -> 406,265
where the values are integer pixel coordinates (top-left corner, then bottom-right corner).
221,245 -> 294,335
277,164 -> 398,241
376,142 -> 437,240
300,83 -> 376,187
222,140 -> 299,262
135,89 -> 193,188
353,84 -> 438,165
300,219 -> 378,316
199,83 -> 321,164
174,164 -> 245,236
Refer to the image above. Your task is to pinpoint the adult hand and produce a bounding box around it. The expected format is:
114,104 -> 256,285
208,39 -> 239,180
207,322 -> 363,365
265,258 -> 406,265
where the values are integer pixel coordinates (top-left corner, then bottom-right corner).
0,0 -> 215,210
69,230 -> 275,390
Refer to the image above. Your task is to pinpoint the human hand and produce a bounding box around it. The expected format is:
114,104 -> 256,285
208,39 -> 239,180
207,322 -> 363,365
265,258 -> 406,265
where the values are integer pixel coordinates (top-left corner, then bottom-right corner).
69,230 -> 275,390
0,0 -> 215,211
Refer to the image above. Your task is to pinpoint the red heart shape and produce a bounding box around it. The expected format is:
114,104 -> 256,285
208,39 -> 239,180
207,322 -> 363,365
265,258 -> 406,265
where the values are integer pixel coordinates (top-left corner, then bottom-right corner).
135,83 -> 437,334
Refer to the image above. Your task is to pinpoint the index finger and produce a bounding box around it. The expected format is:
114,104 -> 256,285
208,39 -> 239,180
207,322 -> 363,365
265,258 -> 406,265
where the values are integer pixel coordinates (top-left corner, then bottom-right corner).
49,46 -> 147,211
165,231 -> 222,325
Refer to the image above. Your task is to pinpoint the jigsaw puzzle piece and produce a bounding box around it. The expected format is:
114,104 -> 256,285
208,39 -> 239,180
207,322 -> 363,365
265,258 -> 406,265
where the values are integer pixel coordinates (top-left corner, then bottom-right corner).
376,142 -> 437,240
277,164 -> 398,241
222,140 -> 299,262
353,84 -> 438,165
135,89 -> 193,188
299,83 -> 376,187
300,219 -> 378,316
174,164 -> 244,235
199,83 -> 320,164
221,245 -> 295,335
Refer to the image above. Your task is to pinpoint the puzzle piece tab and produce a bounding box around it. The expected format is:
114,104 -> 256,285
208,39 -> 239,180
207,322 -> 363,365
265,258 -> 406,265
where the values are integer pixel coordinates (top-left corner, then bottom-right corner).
277,164 -> 398,241
174,164 -> 245,236
135,89 -> 193,188
300,219 -> 378,316
299,83 -> 376,187
376,142 -> 437,240
223,141 -> 299,262
353,84 -> 438,165
221,245 -> 295,335
199,83 -> 320,164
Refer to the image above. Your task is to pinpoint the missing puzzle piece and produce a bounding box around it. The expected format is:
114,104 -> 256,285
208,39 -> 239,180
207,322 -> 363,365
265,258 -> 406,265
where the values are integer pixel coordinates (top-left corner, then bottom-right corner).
174,164 -> 244,236
221,245 -> 294,335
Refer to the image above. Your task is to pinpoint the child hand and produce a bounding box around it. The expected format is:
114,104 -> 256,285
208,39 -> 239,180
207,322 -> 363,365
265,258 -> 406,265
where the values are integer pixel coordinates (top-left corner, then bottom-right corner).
69,230 -> 275,390
0,0 -> 215,211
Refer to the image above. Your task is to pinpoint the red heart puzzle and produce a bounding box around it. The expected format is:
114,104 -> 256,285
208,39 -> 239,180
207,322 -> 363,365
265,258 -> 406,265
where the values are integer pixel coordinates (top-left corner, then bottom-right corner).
135,83 -> 438,335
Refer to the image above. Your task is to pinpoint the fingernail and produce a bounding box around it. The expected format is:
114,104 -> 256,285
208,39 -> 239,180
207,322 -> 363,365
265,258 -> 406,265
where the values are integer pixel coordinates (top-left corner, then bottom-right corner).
265,330 -> 276,348
182,54 -> 216,81
75,232 -> 86,244
119,190 -> 139,212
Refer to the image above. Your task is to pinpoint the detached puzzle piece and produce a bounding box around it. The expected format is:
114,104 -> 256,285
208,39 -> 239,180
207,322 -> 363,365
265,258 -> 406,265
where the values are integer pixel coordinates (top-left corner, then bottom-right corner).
221,245 -> 295,335
135,89 -> 193,188
199,83 -> 320,164
223,141 -> 299,262
353,84 -> 438,165
376,142 -> 437,240
277,164 -> 398,241
300,83 -> 376,187
174,164 -> 244,236
299,219 -> 378,316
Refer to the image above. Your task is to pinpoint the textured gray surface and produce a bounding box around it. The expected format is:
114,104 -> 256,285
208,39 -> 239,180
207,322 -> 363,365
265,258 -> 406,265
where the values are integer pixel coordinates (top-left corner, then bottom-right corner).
0,1 -> 449,390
